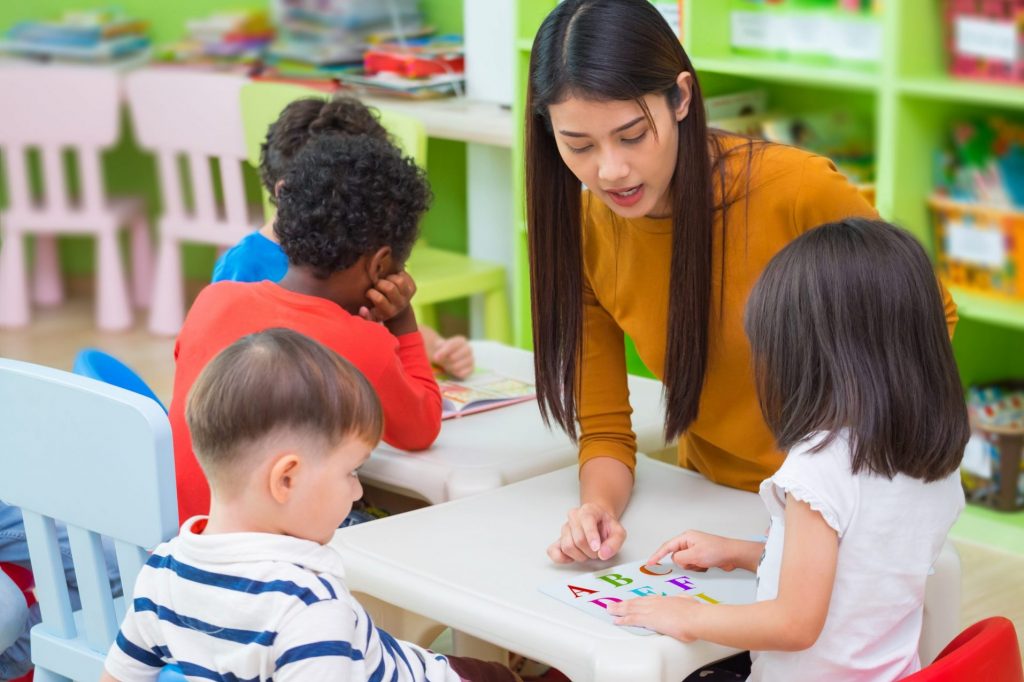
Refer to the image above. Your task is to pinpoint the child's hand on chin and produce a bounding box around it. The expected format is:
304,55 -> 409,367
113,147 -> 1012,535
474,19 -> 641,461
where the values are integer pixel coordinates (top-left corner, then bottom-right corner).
360,272 -> 418,334
607,595 -> 702,642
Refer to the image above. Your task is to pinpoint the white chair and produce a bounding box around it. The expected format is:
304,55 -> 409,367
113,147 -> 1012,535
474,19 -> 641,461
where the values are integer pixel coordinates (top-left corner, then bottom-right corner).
125,68 -> 256,336
0,358 -> 177,681
920,540 -> 963,665
0,65 -> 152,331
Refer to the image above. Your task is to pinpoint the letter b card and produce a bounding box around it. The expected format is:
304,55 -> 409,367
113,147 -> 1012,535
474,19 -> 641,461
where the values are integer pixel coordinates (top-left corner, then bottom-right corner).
539,560 -> 756,635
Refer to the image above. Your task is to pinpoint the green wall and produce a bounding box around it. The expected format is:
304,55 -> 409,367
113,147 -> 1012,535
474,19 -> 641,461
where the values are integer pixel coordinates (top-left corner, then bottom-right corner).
0,1 -> 469,283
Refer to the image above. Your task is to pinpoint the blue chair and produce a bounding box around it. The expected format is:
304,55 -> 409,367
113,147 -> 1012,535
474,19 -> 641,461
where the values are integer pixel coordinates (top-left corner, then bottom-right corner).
72,348 -> 166,413
0,358 -> 177,682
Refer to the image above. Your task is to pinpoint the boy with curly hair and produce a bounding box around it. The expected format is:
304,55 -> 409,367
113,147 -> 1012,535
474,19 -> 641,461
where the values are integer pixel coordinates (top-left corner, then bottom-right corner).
170,134 -> 442,525
212,95 -> 473,379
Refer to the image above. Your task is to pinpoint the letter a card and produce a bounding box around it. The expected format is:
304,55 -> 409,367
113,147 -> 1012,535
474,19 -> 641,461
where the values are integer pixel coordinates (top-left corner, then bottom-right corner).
539,560 -> 756,635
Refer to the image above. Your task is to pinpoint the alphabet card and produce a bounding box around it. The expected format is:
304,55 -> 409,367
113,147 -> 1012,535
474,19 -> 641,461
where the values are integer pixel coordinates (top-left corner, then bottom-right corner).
540,560 -> 757,636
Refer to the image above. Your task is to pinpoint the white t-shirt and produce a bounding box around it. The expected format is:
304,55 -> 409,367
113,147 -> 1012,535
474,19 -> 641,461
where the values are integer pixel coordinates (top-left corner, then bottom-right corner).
750,432 -> 964,682
105,517 -> 461,682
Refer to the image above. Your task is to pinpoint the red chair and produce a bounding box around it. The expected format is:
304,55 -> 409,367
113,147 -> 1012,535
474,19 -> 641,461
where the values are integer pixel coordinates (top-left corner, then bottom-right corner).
0,562 -> 35,682
906,617 -> 1023,681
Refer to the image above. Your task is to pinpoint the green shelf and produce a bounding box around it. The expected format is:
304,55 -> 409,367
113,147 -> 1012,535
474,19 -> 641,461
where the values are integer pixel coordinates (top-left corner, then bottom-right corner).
900,76 -> 1024,110
693,56 -> 879,92
950,287 -> 1024,333
516,38 -> 535,52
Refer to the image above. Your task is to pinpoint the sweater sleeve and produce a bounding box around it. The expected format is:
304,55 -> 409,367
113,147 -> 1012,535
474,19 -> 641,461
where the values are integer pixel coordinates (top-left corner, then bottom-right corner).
373,330 -> 442,452
791,153 -> 878,236
792,153 -> 959,338
577,272 -> 638,474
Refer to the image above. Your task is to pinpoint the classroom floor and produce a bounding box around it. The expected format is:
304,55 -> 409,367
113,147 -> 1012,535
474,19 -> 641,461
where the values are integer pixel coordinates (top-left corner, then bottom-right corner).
2,295 -> 1023,657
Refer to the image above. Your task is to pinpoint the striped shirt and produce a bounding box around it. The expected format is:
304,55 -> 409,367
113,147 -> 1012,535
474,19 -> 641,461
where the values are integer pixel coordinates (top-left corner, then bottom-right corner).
105,518 -> 461,682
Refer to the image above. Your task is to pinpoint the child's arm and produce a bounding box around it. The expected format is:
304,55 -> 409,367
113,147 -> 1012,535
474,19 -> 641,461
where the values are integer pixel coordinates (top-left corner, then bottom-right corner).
360,272 -> 442,451
609,495 -> 838,651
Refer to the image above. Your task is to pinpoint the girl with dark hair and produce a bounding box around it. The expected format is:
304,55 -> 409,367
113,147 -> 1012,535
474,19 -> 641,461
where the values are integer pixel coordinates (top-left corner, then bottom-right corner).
525,0 -> 957,563
609,218 -> 968,681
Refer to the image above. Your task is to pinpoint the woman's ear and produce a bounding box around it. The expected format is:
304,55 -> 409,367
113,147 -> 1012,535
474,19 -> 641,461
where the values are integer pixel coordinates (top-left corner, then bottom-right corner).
268,454 -> 301,505
366,246 -> 393,284
674,71 -> 693,122
273,179 -> 285,198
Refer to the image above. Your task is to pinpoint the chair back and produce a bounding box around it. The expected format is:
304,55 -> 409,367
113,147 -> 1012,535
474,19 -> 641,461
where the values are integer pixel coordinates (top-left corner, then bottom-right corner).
906,617 -> 1023,681
72,348 -> 167,413
0,358 -> 177,681
0,65 -> 120,220
125,68 -> 252,243
238,81 -> 427,219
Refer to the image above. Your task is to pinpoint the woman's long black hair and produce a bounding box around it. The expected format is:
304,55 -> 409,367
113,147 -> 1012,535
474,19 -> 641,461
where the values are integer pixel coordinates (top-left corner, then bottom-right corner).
527,0 -> 733,442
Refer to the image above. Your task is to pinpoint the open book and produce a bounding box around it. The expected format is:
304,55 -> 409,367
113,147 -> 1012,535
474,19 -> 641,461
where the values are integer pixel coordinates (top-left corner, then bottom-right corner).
436,368 -> 535,419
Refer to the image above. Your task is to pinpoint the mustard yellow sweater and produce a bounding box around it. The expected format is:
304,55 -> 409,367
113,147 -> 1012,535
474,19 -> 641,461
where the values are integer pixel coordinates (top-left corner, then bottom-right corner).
578,137 -> 957,492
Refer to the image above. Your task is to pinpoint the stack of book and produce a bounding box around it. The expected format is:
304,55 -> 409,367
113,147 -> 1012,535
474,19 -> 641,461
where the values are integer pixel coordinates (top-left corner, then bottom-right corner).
1,10 -> 150,63
263,0 -> 426,85
157,10 -> 273,70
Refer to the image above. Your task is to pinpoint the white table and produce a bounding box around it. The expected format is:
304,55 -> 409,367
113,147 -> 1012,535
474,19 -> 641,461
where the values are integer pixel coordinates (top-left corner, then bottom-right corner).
361,95 -> 512,148
334,455 -> 768,682
360,341 -> 669,504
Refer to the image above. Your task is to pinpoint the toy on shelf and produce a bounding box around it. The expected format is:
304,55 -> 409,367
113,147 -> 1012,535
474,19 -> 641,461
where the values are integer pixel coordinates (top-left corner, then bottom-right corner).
729,0 -> 883,68
156,10 -> 273,70
346,35 -> 465,99
0,9 -> 150,64
962,383 -> 1024,511
945,0 -> 1024,86
931,117 -> 1024,299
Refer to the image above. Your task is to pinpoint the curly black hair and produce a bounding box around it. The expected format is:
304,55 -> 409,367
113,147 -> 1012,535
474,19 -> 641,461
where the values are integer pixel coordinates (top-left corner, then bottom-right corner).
275,134 -> 432,278
259,96 -> 390,199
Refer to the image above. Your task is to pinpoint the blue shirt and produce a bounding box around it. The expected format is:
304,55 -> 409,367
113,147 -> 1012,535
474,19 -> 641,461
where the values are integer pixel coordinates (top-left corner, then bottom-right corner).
211,231 -> 288,283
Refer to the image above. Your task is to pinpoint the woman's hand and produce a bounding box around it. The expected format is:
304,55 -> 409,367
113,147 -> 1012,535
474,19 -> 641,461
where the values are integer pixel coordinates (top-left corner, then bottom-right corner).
648,530 -> 762,573
547,502 -> 626,563
607,595 -> 703,642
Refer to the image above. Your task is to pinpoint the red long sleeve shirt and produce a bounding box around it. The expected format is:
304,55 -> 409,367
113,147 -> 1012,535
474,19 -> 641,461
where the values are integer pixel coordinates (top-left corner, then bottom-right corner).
169,281 -> 441,524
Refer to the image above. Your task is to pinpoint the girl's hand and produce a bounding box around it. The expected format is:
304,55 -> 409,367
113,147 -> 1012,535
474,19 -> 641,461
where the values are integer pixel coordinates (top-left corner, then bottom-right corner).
547,502 -> 626,563
649,530 -> 757,573
432,335 -> 474,379
607,595 -> 702,642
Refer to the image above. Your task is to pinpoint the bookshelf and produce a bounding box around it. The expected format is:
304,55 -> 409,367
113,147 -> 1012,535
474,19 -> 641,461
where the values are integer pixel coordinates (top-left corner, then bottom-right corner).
514,0 -> 1024,551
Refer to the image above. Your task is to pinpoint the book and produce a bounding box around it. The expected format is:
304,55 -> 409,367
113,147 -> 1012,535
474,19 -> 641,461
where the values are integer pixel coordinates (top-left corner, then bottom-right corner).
540,559 -> 756,636
436,368 -> 535,420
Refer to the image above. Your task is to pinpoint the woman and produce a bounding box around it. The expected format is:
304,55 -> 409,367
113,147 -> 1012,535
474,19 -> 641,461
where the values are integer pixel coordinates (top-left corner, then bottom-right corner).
525,0 -> 956,564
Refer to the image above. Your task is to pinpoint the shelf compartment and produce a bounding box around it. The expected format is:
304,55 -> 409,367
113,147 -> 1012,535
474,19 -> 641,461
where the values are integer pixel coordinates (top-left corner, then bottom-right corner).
692,56 -> 879,93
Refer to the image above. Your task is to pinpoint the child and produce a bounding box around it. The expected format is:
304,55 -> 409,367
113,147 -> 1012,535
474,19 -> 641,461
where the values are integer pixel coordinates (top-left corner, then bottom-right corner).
212,95 -> 473,379
608,218 -> 969,681
170,134 -> 441,525
102,329 -> 518,682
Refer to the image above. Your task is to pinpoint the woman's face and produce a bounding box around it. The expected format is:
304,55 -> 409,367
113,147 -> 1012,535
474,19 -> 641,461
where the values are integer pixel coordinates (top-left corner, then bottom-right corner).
547,75 -> 691,219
